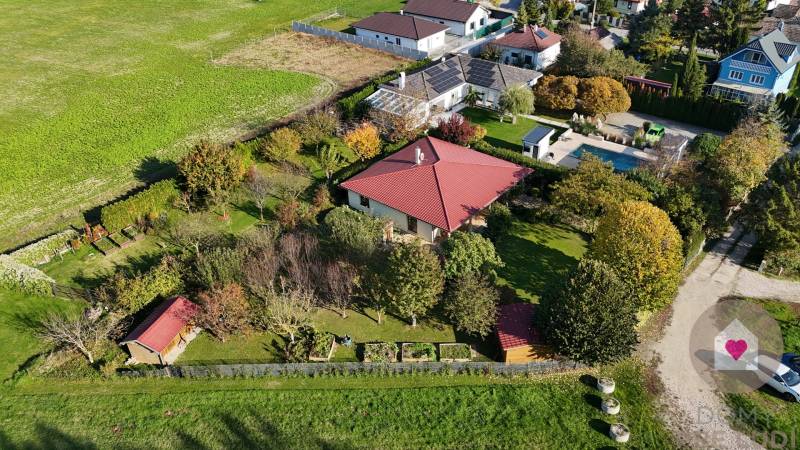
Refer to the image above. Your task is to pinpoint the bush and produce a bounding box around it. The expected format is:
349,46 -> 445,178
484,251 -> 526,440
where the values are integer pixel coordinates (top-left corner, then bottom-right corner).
764,249 -> 800,277
441,231 -> 503,279
578,77 -> 631,116
309,331 -> 336,359
433,114 -> 476,146
439,343 -> 471,361
100,180 -> 179,232
323,206 -> 386,261
179,140 -> 245,207
262,127 -> 302,162
0,255 -> 55,296
534,75 -> 579,110
539,259 -> 638,365
10,229 -> 79,266
444,275 -> 499,337
194,246 -> 245,290
96,255 -> 184,314
485,203 -> 513,241
293,109 -> 339,148
344,123 -> 381,160
363,342 -> 398,362
402,342 -> 437,361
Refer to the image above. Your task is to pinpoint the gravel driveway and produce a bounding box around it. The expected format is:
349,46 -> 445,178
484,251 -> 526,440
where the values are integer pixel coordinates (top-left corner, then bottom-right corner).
652,226 -> 800,449
604,111 -> 724,140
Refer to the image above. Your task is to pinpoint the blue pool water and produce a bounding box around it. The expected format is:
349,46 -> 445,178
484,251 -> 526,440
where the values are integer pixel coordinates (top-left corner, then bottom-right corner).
569,144 -> 643,172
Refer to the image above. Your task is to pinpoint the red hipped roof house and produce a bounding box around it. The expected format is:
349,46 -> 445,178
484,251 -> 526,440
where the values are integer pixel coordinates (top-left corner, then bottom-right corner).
121,296 -> 199,365
340,136 -> 530,242
492,24 -> 562,70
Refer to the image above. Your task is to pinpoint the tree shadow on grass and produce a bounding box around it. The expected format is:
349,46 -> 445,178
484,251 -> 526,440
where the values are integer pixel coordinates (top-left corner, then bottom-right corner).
0,424 -> 104,450
495,232 -> 580,300
133,156 -> 178,184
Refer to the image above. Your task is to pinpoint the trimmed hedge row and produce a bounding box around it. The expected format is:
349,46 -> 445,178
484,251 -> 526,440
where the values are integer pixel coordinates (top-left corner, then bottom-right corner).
0,255 -> 55,296
471,140 -> 568,194
10,228 -> 79,266
627,87 -> 745,132
337,59 -> 432,120
100,180 -> 179,233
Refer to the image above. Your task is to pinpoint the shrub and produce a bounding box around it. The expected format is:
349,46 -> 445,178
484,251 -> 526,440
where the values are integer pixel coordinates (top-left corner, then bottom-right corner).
534,75 -> 579,110
363,342 -> 398,362
377,242 -> 444,327
10,229 -> 79,266
323,206 -> 386,261
433,114 -> 476,146
764,249 -> 800,277
439,343 -> 471,361
100,180 -> 179,233
96,256 -> 184,314
591,201 -> 683,311
441,231 -> 503,279
179,140 -> 245,207
344,123 -> 381,160
292,109 -> 339,148
193,246 -> 245,289
309,331 -> 336,359
402,342 -> 437,361
539,259 -> 638,365
578,77 -> 631,116
444,275 -> 499,337
262,127 -> 302,162
485,203 -> 513,241
194,283 -> 251,342
627,85 -> 745,132
0,255 -> 55,296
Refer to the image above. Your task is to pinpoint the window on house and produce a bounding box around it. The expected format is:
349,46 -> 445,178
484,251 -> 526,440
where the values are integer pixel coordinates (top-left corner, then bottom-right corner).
480,18 -> 485,26
750,74 -> 765,85
384,36 -> 389,40
375,34 -> 379,38
395,37 -> 401,45
359,195 -> 370,208
470,22 -> 475,30
614,0 -> 619,6
627,1 -> 632,9
524,54 -> 533,64
746,52 -> 766,64
407,215 -> 418,233
511,52 -> 519,58
729,70 -> 744,81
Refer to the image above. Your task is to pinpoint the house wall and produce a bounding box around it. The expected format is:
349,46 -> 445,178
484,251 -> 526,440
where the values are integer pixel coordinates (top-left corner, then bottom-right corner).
406,7 -> 489,37
613,0 -> 645,15
774,65 -> 796,94
354,28 -> 446,51
498,42 -> 560,71
503,344 -> 553,363
428,83 -> 469,111
347,190 -> 440,241
717,48 -> 778,90
126,342 -> 162,365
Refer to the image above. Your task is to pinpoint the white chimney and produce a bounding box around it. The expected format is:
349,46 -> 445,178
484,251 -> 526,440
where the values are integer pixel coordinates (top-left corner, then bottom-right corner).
780,19 -> 785,31
415,146 -> 425,165
400,9 -> 404,15
533,24 -> 539,32
399,71 -> 406,90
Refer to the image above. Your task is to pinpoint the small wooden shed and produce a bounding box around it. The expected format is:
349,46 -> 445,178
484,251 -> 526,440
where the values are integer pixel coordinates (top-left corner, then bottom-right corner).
497,303 -> 552,363
121,296 -> 199,365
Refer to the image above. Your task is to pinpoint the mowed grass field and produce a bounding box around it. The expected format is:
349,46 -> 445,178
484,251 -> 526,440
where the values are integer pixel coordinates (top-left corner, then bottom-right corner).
0,0 -> 403,251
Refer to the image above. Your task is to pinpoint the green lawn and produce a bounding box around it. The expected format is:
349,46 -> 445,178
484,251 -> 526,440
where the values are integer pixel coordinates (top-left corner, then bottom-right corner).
0,0 -> 402,252
495,219 -> 589,302
725,299 -> 800,441
0,289 -> 85,380
460,107 -> 542,151
0,360 -> 675,449
646,54 -> 716,84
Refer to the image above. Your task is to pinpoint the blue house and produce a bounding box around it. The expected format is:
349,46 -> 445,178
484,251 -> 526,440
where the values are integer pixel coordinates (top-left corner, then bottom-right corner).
710,29 -> 800,103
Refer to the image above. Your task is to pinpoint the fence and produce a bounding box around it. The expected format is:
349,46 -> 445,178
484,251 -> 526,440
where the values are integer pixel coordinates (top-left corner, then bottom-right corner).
120,360 -> 583,378
292,22 -> 429,61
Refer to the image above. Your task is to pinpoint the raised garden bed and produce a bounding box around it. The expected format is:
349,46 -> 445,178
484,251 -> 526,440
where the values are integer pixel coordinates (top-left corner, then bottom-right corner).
122,225 -> 144,241
363,342 -> 398,363
439,343 -> 472,362
92,237 -> 118,256
108,232 -> 133,249
308,332 -> 336,362
401,342 -> 437,362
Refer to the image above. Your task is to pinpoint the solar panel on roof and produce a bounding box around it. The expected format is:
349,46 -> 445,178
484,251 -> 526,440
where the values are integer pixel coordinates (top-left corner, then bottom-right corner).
535,29 -> 548,39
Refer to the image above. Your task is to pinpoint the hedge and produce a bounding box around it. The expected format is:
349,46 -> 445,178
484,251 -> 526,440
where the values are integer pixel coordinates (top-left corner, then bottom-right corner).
10,228 -> 79,266
471,140 -> 568,195
100,180 -> 179,233
0,255 -> 55,296
626,86 -> 745,132
337,59 -> 432,120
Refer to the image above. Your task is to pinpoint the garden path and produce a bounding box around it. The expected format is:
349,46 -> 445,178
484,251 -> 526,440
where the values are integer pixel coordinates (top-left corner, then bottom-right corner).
652,225 -> 799,449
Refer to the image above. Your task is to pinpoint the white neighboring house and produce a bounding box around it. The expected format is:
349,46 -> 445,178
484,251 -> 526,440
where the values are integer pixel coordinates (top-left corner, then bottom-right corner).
403,0 -> 491,38
366,55 -> 542,126
613,0 -> 647,16
352,12 -> 449,52
491,24 -> 562,70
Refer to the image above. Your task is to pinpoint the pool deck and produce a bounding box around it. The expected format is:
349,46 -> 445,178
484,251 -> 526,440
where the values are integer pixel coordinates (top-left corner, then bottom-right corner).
546,133 -> 655,169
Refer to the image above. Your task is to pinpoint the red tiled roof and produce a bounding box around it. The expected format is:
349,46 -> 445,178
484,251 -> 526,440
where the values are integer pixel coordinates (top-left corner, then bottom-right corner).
494,25 -> 561,52
340,136 -> 531,232
352,12 -> 449,40
122,296 -> 198,353
404,0 -> 482,23
497,303 -> 544,350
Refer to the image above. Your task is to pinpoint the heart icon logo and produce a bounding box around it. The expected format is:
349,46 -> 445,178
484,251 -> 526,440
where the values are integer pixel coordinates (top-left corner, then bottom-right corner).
725,339 -> 748,361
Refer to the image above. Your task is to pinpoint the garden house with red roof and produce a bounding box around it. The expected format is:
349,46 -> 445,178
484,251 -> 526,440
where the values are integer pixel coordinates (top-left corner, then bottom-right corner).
121,296 -> 199,365
340,136 -> 531,242
492,24 -> 561,70
497,303 -> 551,363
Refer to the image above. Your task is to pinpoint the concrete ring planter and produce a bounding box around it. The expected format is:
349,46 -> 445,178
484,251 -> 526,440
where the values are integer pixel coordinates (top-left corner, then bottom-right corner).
597,377 -> 615,394
609,423 -> 630,443
601,397 -> 620,415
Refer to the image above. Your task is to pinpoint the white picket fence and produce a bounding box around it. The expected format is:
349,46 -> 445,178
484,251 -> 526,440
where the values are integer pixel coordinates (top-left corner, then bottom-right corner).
292,21 -> 429,61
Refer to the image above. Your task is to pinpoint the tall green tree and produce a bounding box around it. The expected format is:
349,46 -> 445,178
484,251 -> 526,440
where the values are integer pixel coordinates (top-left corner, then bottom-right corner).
178,140 -> 245,208
499,84 -> 534,124
539,259 -> 639,365
743,153 -> 800,251
379,242 -> 445,327
709,0 -> 766,55
441,231 -> 504,280
674,0 -> 709,48
444,275 -> 499,337
681,35 -> 708,101
629,2 -> 678,64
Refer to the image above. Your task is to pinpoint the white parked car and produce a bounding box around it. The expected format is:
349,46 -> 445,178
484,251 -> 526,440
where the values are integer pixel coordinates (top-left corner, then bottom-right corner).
757,358 -> 800,402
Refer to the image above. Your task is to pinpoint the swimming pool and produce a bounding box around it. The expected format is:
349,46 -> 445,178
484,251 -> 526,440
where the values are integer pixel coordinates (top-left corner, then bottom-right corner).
569,144 -> 644,172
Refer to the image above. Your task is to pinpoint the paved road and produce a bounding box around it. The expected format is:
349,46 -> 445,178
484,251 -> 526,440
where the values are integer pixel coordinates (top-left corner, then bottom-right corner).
653,226 -> 799,449
604,111 -> 725,140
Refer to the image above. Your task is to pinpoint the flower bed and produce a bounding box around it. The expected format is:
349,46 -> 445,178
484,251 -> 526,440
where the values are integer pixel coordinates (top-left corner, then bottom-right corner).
308,332 -> 336,362
122,225 -> 144,241
108,232 -> 133,249
362,342 -> 398,363
439,343 -> 472,362
401,343 -> 437,362
92,237 -> 118,256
